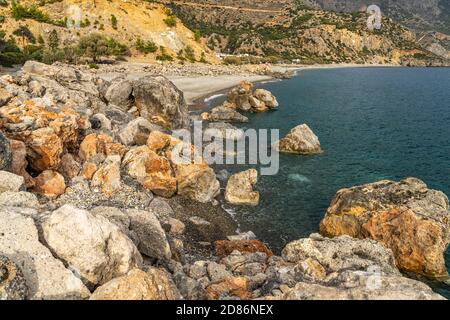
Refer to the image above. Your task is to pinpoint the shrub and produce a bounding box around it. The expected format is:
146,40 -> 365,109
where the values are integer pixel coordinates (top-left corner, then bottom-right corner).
135,38 -> 158,53
111,14 -> 117,30
163,15 -> 177,27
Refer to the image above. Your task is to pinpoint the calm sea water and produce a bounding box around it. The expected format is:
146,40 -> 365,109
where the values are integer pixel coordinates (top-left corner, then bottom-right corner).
204,67 -> 450,297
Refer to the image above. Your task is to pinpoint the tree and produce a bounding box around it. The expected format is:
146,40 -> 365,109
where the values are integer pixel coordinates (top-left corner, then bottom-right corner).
48,29 -> 59,50
77,33 -> 110,62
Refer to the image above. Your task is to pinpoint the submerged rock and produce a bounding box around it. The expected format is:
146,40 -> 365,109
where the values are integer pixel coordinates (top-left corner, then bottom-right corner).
275,124 -> 322,154
320,178 -> 450,280
225,169 -> 260,206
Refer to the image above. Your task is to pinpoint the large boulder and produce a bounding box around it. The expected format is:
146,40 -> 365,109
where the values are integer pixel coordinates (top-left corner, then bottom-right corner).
90,268 -> 181,300
132,75 -> 188,130
175,163 -> 220,203
319,178 -> 450,280
275,124 -> 322,155
254,89 -> 279,109
126,209 -> 172,261
0,170 -> 24,193
0,208 -> 90,299
276,234 -> 444,300
41,205 -> 143,288
225,169 -> 260,206
0,255 -> 28,300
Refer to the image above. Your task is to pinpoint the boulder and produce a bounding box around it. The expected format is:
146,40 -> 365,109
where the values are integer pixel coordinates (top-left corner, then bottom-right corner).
225,169 -> 260,206
175,163 -> 220,203
132,75 -> 188,129
254,89 -> 279,109
104,79 -> 134,110
0,191 -> 39,207
119,117 -> 164,146
126,209 -> 172,261
204,106 -> 249,123
59,153 -> 81,179
41,205 -> 143,288
206,276 -> 251,300
33,170 -> 66,199
0,131 -> 12,170
10,140 -> 34,187
205,122 -> 244,141
0,87 -> 13,107
0,255 -> 28,300
90,268 -> 181,300
0,208 -> 90,299
319,178 -> 450,280
275,124 -> 322,154
91,155 -> 122,196
0,171 -> 24,193
215,240 -> 273,257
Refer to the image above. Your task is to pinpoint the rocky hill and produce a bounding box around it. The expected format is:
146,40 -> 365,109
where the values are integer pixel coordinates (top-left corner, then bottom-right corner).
167,0 -> 449,65
0,0 -> 218,67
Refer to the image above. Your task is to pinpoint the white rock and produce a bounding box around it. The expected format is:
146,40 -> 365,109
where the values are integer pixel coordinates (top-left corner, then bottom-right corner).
0,171 -> 24,193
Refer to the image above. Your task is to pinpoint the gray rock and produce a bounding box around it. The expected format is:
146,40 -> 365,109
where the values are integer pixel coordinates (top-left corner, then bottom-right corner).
0,171 -> 24,193
189,261 -> 208,279
104,79 -> 134,110
0,191 -> 39,207
227,231 -> 257,241
90,113 -> 112,131
126,209 -> 172,261
119,117 -> 163,146
0,255 -> 28,300
207,262 -> 232,282
205,122 -> 244,141
148,197 -> 175,219
188,216 -> 216,242
207,106 -> 249,123
0,132 -> 12,171
41,205 -> 143,288
0,208 -> 90,299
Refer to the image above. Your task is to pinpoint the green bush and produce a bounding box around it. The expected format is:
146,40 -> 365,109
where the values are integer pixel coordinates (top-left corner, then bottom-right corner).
135,38 -> 158,53
163,15 -> 177,27
111,14 -> 118,30
11,1 -> 51,23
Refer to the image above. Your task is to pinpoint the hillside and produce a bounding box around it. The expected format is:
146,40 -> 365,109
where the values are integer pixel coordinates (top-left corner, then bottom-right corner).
0,0 -> 218,67
168,0 -> 448,66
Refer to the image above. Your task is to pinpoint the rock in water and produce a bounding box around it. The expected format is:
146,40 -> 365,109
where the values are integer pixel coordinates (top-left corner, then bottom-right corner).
0,255 -> 28,300
202,106 -> 249,123
278,234 -> 444,300
0,208 -> 90,299
275,124 -> 322,154
319,178 -> 450,280
254,89 -> 279,109
0,132 -> 12,170
225,169 -> 260,206
90,268 -> 181,300
41,205 -> 143,288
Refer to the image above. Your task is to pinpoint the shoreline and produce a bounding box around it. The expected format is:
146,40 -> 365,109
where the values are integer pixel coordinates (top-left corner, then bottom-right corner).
169,63 -> 401,111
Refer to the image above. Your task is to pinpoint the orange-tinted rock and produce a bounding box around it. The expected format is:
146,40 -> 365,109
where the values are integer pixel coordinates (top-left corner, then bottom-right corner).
28,128 -> 63,172
214,240 -> 273,257
79,134 -> 98,162
91,155 -> 122,196
33,170 -> 66,198
146,131 -> 172,153
81,162 -> 98,180
206,277 -> 251,300
10,139 -> 35,188
174,163 -> 219,203
320,178 -> 450,280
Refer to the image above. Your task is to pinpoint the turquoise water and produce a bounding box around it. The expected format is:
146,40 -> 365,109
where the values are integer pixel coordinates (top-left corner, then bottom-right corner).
205,67 -> 450,297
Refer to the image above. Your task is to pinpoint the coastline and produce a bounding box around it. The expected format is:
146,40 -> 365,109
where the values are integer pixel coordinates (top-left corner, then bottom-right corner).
170,63 -> 401,111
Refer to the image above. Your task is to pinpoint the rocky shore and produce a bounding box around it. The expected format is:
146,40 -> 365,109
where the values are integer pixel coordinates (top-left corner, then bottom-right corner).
0,61 -> 448,300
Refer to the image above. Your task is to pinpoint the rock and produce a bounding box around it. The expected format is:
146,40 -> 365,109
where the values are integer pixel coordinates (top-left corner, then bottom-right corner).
164,217 -> 186,235
205,106 -> 249,123
119,117 -> 163,146
90,113 -> 112,131
90,268 -> 181,300
91,155 -> 122,196
122,146 -> 177,197
10,140 -> 34,188
206,277 -> 251,300
319,178 -> 450,280
33,170 -> 66,199
0,255 -> 28,300
175,163 -> 220,203
79,134 -> 98,162
0,131 -> 12,170
0,171 -> 24,193
0,87 -> 13,107
126,209 -> 172,261
254,89 -> 279,109
148,197 -> 175,219
81,162 -> 97,180
205,122 -> 244,141
104,79 -> 134,110
207,262 -> 232,282
0,208 -> 90,299
215,240 -> 273,257
0,191 -> 39,207
225,169 -> 260,206
41,205 -> 143,288
275,124 -> 322,155
249,96 -> 268,112
59,153 -> 81,179
132,75 -> 188,129
188,216 -> 217,242
227,231 -> 257,241
189,261 -> 208,279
